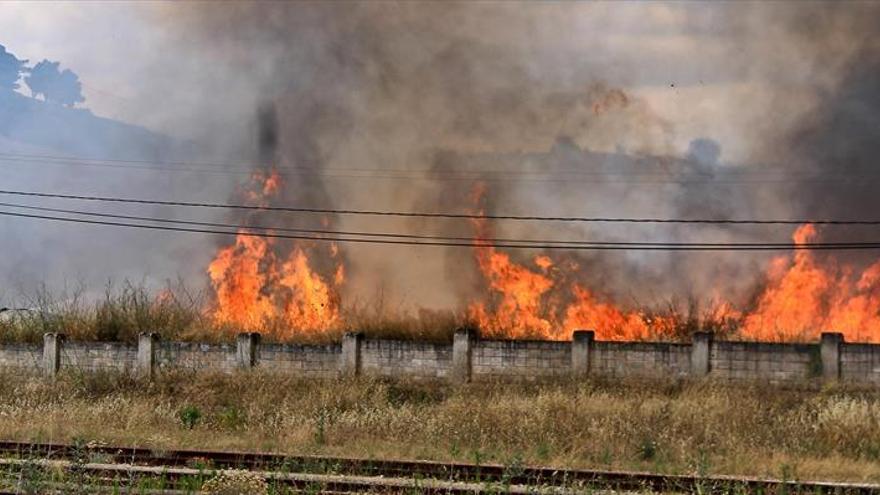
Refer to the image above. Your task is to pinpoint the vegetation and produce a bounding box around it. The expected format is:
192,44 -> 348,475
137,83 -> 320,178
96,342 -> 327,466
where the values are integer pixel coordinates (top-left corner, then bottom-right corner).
0,370 -> 877,484
201,470 -> 269,494
24,59 -> 85,106
0,44 -> 27,91
0,282 -> 745,345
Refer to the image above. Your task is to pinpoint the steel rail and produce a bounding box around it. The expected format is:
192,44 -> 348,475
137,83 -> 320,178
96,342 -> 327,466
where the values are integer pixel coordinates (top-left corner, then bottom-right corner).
0,440 -> 875,494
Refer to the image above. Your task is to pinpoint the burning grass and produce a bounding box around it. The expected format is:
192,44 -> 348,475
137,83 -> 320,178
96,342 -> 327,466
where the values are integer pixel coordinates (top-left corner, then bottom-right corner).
0,282 -> 471,345
0,281 -> 750,345
0,370 -> 878,483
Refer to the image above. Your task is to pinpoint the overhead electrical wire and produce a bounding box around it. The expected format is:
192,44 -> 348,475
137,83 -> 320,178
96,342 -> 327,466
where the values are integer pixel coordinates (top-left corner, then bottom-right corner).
0,200 -> 860,248
1,151 -> 874,184
2,188 -> 880,226
3,205 -> 880,251
0,201 -> 618,246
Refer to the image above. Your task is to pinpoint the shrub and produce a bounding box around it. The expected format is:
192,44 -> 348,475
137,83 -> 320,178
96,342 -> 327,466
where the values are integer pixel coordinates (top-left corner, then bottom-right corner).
179,405 -> 202,430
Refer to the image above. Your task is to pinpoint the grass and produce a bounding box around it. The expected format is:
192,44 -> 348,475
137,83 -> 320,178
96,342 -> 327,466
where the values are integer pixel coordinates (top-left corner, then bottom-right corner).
0,281 -> 748,345
0,370 -> 877,484
0,281 -> 470,345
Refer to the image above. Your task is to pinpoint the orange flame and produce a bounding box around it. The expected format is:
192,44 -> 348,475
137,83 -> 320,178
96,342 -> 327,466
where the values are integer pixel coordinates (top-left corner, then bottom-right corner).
742,224 -> 880,342
467,185 -> 660,340
207,168 -> 343,337
468,185 -> 880,342
206,173 -> 880,343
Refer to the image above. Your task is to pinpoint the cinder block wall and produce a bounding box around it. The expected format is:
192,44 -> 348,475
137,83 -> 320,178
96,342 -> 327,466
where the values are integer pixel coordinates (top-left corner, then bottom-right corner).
360,339 -> 452,379
61,342 -> 137,373
711,342 -> 819,383
156,342 -> 239,372
2,330 -> 879,386
591,342 -> 691,378
0,343 -> 42,372
472,339 -> 570,379
259,343 -> 340,378
840,344 -> 880,384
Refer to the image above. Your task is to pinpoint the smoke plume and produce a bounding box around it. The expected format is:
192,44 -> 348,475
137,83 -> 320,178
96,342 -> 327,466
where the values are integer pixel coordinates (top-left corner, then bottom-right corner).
7,2 -> 878,327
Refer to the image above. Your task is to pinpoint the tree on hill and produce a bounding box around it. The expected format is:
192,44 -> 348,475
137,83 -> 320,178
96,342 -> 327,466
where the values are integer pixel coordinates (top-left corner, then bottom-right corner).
25,59 -> 85,107
0,44 -> 27,91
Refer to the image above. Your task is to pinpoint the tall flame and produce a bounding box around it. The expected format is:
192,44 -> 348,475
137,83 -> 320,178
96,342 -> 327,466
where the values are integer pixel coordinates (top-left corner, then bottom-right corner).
207,168 -> 343,338
468,185 -> 880,342
205,174 -> 880,343
742,224 -> 880,342
467,184 -> 667,340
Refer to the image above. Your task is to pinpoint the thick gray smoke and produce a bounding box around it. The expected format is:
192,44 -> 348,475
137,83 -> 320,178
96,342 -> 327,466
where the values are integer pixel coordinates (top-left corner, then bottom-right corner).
4,2 -> 879,314
144,1 -> 880,312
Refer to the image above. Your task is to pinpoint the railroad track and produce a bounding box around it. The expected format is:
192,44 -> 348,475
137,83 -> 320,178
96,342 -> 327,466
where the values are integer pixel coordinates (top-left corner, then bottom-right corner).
0,440 -> 876,494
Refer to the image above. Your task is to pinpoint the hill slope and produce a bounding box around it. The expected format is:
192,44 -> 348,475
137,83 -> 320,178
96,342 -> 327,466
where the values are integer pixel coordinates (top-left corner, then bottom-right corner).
0,89 -> 174,158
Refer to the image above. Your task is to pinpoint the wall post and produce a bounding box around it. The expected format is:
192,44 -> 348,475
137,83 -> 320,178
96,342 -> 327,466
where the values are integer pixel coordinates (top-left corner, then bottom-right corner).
452,329 -> 474,384
571,330 -> 594,376
42,332 -> 64,377
137,332 -> 158,378
341,332 -> 363,376
691,332 -> 713,377
236,332 -> 261,369
820,332 -> 844,382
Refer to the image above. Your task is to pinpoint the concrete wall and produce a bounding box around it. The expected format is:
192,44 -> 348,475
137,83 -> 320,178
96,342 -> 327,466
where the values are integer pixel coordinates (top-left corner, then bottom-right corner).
711,342 -> 819,383
0,343 -> 41,372
1,331 -> 879,386
260,343 -> 340,378
840,344 -> 880,385
156,342 -> 238,372
61,342 -> 137,373
591,342 -> 691,378
360,339 -> 452,380
472,339 -> 570,380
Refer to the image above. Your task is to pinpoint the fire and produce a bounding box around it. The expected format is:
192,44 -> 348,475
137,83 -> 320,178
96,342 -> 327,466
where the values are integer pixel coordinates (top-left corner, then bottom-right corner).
205,171 -> 880,343
207,168 -> 343,337
468,247 -> 557,339
742,224 -> 880,342
468,186 -> 880,342
468,185 -> 661,341
468,244 -> 671,341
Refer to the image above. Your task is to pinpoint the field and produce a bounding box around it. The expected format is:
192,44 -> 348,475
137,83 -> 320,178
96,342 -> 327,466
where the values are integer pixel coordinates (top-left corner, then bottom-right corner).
0,370 -> 878,485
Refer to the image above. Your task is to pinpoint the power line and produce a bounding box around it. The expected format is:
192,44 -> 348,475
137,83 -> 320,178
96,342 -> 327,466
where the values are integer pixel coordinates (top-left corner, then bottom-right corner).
0,200 -> 845,247
0,201 -> 612,246
3,208 -> 880,251
1,188 -> 879,226
0,151 -> 872,185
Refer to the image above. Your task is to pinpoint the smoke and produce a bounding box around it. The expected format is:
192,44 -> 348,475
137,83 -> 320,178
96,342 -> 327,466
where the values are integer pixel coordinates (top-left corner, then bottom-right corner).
141,1 -> 880,312
5,2 -> 878,314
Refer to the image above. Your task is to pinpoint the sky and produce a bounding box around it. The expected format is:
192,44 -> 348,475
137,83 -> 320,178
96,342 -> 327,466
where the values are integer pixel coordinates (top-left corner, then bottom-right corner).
0,0 -> 841,164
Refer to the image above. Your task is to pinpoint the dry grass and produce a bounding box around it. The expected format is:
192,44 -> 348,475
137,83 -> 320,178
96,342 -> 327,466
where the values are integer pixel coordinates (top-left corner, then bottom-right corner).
0,281 -> 472,345
0,281 -> 217,344
0,370 -> 878,483
0,282 -> 750,345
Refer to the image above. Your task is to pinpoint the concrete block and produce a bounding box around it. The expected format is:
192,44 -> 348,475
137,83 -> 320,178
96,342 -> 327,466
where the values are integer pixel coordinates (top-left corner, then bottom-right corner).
452,329 -> 474,384
821,332 -> 844,382
691,332 -> 713,377
341,332 -> 363,376
42,333 -> 65,377
137,333 -> 158,378
571,330 -> 594,376
236,333 -> 261,369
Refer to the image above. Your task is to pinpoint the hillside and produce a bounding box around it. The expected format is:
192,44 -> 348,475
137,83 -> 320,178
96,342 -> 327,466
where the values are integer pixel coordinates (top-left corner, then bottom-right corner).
0,89 -> 174,159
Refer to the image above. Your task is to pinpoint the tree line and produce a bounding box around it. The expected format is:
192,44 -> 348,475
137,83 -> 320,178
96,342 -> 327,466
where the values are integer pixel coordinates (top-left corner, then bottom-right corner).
0,44 -> 85,107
